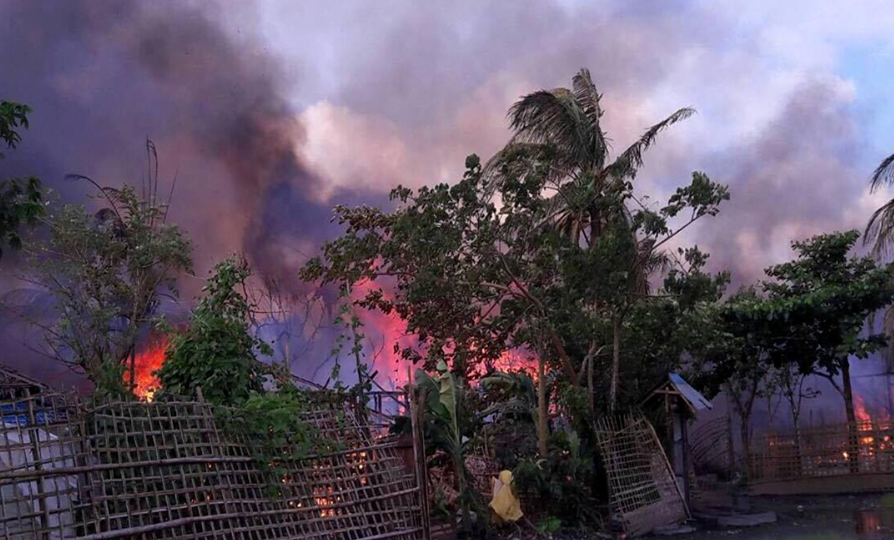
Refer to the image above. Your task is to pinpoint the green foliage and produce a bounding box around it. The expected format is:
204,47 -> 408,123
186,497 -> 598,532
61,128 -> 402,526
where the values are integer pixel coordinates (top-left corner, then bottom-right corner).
534,516 -> 562,537
31,184 -> 191,395
157,257 -> 270,406
718,231 -> 893,381
0,101 -> 31,157
217,386 -> 341,496
512,428 -> 596,525
0,100 -> 44,258
415,363 -> 485,532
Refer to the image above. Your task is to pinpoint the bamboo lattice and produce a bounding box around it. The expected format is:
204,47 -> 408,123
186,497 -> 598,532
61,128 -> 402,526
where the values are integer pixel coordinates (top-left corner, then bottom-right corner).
750,420 -> 894,482
0,381 -> 424,539
594,413 -> 688,538
689,417 -> 731,475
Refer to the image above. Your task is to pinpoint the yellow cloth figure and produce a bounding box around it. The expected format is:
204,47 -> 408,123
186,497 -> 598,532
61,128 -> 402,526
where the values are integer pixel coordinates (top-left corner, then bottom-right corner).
489,470 -> 523,522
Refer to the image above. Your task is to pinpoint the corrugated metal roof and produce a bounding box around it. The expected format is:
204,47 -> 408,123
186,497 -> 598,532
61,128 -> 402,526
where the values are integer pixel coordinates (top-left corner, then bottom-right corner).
667,372 -> 712,412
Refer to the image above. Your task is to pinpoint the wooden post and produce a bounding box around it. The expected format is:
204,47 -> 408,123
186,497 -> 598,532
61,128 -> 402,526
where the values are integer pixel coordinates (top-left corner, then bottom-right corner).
409,384 -> 431,540
24,389 -> 50,539
680,413 -> 691,506
665,394 -> 674,471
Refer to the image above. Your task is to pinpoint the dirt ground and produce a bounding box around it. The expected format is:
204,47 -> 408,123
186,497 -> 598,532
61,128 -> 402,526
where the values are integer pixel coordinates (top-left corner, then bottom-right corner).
675,493 -> 894,540
490,493 -> 894,540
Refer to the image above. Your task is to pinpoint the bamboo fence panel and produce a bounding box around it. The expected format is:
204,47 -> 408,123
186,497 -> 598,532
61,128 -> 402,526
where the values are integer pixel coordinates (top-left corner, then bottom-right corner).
0,386 -> 424,540
750,420 -> 894,482
594,413 -> 688,538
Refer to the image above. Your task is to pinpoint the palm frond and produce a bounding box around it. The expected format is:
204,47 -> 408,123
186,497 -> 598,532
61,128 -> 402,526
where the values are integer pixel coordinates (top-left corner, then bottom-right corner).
572,68 -> 608,169
604,107 -> 695,181
870,152 -> 894,191
508,88 -> 592,166
864,197 -> 894,257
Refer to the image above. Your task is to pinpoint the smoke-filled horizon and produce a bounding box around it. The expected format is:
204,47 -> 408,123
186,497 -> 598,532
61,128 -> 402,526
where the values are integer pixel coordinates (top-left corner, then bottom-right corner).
1,0 -> 894,391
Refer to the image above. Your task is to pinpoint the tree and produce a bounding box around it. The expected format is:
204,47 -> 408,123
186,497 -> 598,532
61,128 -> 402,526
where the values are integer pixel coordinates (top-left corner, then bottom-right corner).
482,68 -> 711,411
695,287 -> 775,475
865,149 -> 894,256
764,232 -> 892,426
415,363 -> 479,534
0,100 -> 44,257
157,257 -> 271,406
28,182 -> 192,395
303,148 -> 727,459
719,231 -> 894,472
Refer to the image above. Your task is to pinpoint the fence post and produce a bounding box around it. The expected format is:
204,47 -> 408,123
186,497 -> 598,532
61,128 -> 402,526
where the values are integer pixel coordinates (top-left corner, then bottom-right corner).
409,385 -> 431,539
24,388 -> 51,539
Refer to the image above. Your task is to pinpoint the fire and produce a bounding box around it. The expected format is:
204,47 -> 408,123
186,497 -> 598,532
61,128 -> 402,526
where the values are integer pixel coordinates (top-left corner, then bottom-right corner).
351,279 -> 415,388
856,395 -> 871,424
132,334 -> 167,401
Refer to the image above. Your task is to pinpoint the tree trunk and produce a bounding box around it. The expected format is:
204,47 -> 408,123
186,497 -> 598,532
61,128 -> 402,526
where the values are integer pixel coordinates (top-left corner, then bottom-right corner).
842,360 -> 860,473
537,356 -> 549,458
609,317 -> 620,413
791,403 -> 803,478
739,410 -> 752,478
587,353 -> 595,417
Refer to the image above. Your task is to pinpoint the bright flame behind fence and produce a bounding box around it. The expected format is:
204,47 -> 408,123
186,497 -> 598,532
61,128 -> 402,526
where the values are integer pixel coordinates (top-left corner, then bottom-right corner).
133,334 -> 166,401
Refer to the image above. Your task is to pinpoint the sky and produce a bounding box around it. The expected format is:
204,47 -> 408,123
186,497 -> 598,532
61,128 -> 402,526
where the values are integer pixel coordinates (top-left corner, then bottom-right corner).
1,0 -> 894,396
253,0 -> 894,283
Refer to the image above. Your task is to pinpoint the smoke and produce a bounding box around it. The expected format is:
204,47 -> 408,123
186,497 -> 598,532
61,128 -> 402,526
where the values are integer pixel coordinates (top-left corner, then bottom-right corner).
697,79 -> 870,286
0,0 -> 393,386
0,0 -> 347,288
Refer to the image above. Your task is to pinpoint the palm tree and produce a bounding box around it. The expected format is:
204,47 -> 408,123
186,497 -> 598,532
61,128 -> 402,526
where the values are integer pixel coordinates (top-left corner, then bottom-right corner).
865,151 -> 894,256
484,69 -> 694,412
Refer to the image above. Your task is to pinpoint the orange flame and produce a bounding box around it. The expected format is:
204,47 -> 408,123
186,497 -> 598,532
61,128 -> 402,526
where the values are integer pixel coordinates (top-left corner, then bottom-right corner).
855,395 -> 871,424
132,334 -> 166,401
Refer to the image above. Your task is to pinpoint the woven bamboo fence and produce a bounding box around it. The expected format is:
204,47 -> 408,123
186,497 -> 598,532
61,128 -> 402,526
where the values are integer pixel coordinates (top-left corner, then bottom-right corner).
689,416 -> 732,476
750,420 -> 894,482
594,413 -> 688,538
0,389 -> 425,539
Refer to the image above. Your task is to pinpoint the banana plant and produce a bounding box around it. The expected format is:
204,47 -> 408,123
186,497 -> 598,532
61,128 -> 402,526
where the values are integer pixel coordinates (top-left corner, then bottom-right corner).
415,362 -> 477,532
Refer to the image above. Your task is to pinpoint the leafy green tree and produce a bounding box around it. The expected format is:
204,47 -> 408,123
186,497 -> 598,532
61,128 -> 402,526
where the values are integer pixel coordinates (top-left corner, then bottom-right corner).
706,231 -> 894,472
482,69 -> 719,411
29,184 -> 192,396
157,257 -> 272,405
303,151 -> 727,456
761,231 -> 892,427
0,100 -> 44,257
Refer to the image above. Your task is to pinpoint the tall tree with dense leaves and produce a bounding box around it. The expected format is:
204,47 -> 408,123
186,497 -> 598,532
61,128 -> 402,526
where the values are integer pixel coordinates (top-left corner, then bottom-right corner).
303,146 -> 727,456
483,69 -> 701,410
0,101 -> 44,257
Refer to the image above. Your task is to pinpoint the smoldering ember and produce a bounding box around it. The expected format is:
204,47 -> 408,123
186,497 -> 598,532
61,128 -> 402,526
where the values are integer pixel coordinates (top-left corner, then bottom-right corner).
3,2 -> 894,540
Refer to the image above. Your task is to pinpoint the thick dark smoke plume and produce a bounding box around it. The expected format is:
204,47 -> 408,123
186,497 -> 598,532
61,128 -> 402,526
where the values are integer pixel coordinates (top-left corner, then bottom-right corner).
0,1 -> 341,284
0,1 -> 381,385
